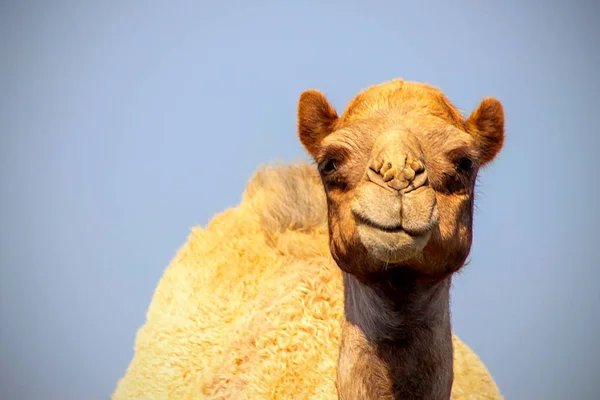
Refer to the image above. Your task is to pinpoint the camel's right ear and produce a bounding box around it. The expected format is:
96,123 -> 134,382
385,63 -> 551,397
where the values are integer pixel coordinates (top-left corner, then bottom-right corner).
297,90 -> 338,158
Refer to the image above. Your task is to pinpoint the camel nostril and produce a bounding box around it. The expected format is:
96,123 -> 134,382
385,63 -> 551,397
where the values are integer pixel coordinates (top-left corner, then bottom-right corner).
366,152 -> 429,194
380,161 -> 393,176
382,168 -> 396,182
401,170 -> 429,194
402,167 -> 415,181
410,160 -> 424,174
370,157 -> 384,173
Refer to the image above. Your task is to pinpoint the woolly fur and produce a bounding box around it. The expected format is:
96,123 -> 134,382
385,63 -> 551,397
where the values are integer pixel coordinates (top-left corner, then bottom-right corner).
113,162 -> 502,399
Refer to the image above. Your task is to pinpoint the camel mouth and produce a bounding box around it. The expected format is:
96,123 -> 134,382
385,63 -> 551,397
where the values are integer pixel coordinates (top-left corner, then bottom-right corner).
352,180 -> 439,241
352,210 -> 433,264
353,212 -> 404,233
352,211 -> 435,238
356,225 -> 431,264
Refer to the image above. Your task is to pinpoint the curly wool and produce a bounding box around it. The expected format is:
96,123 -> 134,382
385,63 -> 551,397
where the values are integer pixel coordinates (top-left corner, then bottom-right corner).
113,162 -> 502,399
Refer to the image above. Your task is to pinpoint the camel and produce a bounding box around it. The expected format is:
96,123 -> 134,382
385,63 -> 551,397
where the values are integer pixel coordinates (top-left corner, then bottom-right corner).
113,79 -> 504,399
297,79 -> 504,399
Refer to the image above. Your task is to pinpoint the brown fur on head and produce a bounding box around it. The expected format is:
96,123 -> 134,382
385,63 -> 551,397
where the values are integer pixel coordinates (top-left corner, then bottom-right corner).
297,79 -> 504,283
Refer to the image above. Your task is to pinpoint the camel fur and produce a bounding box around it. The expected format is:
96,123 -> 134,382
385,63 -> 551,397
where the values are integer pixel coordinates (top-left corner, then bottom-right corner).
113,162 -> 502,399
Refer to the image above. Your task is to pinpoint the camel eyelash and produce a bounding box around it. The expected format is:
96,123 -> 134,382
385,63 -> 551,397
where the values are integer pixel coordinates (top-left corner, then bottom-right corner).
319,158 -> 338,175
447,147 -> 479,175
455,157 -> 474,174
317,146 -> 350,174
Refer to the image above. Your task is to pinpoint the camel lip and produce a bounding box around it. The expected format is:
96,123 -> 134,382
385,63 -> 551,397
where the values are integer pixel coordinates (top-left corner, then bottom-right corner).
353,211 -> 434,238
353,212 -> 404,233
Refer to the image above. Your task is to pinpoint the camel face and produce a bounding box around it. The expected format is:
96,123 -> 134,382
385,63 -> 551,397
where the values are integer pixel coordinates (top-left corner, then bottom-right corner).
298,79 -> 504,280
349,122 -> 443,265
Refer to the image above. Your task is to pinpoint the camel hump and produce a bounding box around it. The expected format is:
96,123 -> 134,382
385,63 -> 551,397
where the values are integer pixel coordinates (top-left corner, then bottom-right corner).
243,161 -> 328,234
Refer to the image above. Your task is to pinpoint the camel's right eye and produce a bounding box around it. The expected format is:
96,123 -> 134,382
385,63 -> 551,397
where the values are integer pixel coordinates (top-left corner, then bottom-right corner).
320,159 -> 337,175
456,157 -> 474,174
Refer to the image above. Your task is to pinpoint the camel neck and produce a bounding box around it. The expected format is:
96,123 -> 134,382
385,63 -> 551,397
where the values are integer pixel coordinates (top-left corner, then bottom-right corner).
343,270 -> 451,341
337,270 -> 454,399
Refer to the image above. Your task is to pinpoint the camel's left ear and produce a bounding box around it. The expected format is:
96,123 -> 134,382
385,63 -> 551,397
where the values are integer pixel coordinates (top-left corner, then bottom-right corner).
467,97 -> 505,165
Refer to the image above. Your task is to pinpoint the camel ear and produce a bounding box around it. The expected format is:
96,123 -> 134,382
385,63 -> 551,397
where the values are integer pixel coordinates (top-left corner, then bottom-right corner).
298,90 -> 338,158
467,97 -> 505,165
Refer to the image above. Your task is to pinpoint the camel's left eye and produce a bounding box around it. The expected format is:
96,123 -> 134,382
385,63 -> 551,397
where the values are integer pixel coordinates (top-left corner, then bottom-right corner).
320,159 -> 337,175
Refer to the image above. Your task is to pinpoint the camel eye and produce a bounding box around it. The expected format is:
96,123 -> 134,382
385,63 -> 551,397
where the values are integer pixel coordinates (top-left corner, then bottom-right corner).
320,159 -> 337,175
456,157 -> 474,174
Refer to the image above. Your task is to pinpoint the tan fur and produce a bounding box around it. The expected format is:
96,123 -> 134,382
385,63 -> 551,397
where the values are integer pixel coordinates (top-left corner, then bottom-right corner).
113,161 -> 502,399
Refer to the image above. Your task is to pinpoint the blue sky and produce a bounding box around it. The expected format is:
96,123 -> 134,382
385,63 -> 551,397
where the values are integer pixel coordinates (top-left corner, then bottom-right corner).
1,1 -> 598,399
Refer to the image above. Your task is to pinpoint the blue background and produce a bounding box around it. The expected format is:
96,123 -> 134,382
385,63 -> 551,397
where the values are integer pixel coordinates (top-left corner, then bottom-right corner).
1,1 -> 598,399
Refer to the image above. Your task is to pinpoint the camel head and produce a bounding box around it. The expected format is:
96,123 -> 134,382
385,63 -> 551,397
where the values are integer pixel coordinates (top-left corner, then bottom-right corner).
297,79 -> 504,283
